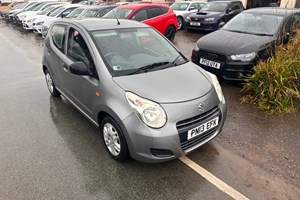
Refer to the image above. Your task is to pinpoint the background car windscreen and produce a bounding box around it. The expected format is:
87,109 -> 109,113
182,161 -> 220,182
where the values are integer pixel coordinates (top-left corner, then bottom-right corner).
103,8 -> 133,19
200,2 -> 227,12
170,3 -> 189,11
223,13 -> 284,35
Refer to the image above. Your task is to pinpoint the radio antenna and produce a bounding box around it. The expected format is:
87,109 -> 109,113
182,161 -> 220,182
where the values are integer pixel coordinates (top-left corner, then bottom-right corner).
112,9 -> 120,25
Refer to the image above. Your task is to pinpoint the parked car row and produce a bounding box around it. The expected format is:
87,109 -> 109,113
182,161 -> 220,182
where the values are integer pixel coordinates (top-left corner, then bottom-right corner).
1,1 -> 179,41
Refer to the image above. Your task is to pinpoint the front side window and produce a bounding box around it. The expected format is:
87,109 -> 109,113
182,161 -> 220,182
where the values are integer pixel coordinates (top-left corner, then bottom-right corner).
67,28 -> 95,76
66,8 -> 85,18
91,28 -> 187,76
80,9 -> 98,18
95,7 -> 114,18
48,6 -> 65,17
51,25 -> 66,53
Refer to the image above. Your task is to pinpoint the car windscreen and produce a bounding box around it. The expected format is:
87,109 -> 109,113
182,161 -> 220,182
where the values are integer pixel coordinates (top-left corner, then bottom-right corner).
38,5 -> 56,15
170,3 -> 189,11
66,8 -> 85,18
25,3 -> 39,11
223,13 -> 284,36
103,8 -> 133,19
91,28 -> 187,76
200,2 -> 228,12
48,6 -> 65,17
80,9 -> 98,18
32,3 -> 46,11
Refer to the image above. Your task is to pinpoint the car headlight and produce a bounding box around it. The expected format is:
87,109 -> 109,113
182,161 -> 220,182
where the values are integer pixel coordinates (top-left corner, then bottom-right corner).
230,52 -> 256,62
207,72 -> 225,104
204,17 -> 215,21
186,16 -> 191,22
19,15 -> 26,20
125,92 -> 167,128
36,21 -> 44,26
28,18 -> 36,22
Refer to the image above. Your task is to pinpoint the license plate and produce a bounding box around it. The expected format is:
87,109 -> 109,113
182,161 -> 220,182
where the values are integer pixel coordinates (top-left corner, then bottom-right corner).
190,22 -> 201,26
199,58 -> 221,69
187,117 -> 219,140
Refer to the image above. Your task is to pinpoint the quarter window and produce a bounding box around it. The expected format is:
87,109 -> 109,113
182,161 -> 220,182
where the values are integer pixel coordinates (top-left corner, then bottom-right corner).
51,25 -> 66,53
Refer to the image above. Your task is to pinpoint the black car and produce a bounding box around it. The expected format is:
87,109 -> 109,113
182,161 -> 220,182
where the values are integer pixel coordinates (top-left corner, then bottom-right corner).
185,0 -> 244,32
191,8 -> 300,81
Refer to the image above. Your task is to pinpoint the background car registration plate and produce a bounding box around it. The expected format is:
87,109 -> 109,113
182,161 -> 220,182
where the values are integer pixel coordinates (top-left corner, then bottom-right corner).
190,22 -> 201,26
187,117 -> 219,140
199,58 -> 221,69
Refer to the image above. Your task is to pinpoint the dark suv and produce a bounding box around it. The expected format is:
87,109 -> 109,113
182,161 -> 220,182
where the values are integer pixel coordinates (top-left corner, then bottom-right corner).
185,0 -> 244,32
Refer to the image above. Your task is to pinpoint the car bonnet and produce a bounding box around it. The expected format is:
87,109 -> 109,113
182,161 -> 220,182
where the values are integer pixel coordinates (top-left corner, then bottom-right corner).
112,62 -> 212,104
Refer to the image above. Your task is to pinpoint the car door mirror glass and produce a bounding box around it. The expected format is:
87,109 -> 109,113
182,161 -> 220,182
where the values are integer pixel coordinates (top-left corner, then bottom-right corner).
189,7 -> 196,11
69,61 -> 90,76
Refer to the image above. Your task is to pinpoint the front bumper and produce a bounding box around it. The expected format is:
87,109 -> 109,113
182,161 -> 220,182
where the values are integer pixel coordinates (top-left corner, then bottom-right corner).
33,24 -> 42,34
192,50 -> 255,81
121,90 -> 227,163
22,20 -> 34,30
185,21 -> 219,32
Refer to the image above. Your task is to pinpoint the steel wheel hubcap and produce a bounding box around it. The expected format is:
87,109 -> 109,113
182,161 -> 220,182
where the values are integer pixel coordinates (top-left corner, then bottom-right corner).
45,73 -> 54,93
103,123 -> 121,156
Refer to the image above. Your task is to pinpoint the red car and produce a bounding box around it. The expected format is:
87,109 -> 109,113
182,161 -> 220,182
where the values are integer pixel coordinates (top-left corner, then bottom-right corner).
103,3 -> 178,41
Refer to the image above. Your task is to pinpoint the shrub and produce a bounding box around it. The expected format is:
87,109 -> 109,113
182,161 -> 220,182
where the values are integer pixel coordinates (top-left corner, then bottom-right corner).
241,31 -> 300,114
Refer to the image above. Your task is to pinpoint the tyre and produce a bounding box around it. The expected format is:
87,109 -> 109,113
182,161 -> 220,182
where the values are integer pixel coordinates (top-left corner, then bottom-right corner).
177,16 -> 184,30
45,69 -> 60,97
101,117 -> 129,162
164,25 -> 176,41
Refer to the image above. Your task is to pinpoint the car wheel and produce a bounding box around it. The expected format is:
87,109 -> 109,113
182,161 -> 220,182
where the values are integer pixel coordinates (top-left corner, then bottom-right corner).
45,69 -> 60,97
165,25 -> 176,41
101,117 -> 129,162
177,16 -> 184,30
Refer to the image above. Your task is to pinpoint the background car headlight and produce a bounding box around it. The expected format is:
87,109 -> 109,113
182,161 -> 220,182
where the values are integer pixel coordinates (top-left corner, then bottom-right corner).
126,92 -> 167,128
28,18 -> 36,22
186,16 -> 191,22
204,17 -> 215,21
19,15 -> 26,20
36,21 -> 44,26
230,52 -> 256,62
207,72 -> 225,104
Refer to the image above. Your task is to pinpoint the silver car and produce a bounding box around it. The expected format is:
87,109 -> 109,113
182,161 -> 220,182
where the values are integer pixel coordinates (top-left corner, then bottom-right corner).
171,1 -> 206,29
43,18 -> 227,163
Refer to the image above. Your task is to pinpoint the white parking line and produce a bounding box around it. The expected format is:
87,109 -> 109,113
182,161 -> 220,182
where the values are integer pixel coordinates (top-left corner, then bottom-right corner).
179,156 -> 249,200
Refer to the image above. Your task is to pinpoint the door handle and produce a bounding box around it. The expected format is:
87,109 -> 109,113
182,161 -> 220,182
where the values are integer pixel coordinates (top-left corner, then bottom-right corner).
62,62 -> 68,72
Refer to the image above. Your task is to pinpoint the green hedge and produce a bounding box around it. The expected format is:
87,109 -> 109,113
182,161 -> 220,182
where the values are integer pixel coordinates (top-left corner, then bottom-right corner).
241,31 -> 300,114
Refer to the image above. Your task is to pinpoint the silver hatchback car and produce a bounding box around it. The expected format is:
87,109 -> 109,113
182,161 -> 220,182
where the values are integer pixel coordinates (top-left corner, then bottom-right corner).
43,18 -> 227,163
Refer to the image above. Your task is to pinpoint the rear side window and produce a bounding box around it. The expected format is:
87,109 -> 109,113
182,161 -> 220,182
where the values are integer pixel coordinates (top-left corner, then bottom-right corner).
148,7 -> 163,18
161,7 -> 168,14
131,9 -> 148,21
51,25 -> 66,53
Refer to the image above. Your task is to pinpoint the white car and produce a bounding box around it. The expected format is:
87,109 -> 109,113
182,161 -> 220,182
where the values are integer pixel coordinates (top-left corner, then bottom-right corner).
17,1 -> 60,23
33,4 -> 81,35
22,4 -> 66,30
170,1 -> 206,29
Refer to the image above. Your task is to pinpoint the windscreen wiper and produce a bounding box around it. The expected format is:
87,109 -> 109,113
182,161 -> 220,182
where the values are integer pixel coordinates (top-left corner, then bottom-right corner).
128,62 -> 170,75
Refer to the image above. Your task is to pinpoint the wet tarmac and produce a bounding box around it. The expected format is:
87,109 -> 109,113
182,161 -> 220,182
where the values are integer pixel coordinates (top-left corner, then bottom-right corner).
0,20 -> 299,200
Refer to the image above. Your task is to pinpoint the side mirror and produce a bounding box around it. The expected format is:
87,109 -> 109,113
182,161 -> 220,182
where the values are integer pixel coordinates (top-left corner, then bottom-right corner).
60,13 -> 67,18
188,7 -> 196,11
226,8 -> 232,14
69,61 -> 90,76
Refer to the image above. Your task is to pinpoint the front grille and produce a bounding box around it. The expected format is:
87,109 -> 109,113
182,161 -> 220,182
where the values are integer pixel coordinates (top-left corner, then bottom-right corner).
198,50 -> 226,63
176,106 -> 221,151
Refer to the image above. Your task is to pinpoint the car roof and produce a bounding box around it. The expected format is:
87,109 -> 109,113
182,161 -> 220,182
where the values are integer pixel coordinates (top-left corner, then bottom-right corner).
243,7 -> 300,16
117,3 -> 169,9
56,18 -> 148,31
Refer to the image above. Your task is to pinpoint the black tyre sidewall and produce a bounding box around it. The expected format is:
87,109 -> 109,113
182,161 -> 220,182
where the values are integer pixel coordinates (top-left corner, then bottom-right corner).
101,117 -> 129,162
45,69 -> 60,97
165,26 -> 176,41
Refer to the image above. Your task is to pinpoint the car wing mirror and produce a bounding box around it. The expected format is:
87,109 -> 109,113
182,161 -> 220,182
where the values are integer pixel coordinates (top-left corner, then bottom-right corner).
188,7 -> 196,11
69,61 -> 90,76
226,8 -> 232,14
